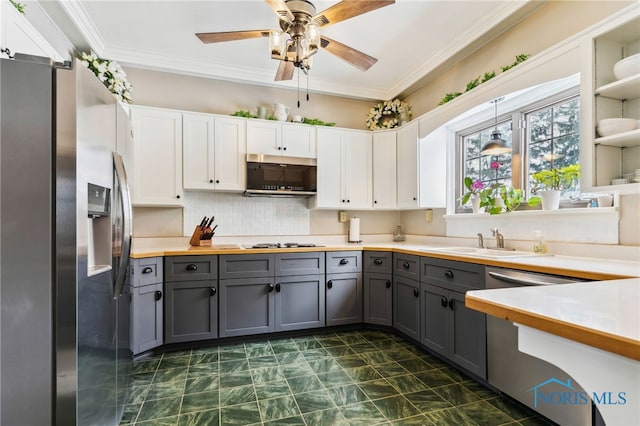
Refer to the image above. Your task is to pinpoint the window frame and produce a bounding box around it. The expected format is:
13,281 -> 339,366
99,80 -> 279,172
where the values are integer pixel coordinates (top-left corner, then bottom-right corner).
455,86 -> 580,213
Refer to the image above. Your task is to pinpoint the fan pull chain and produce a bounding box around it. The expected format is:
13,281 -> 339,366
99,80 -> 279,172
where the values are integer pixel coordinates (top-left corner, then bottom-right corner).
306,72 -> 309,102
297,67 -> 301,108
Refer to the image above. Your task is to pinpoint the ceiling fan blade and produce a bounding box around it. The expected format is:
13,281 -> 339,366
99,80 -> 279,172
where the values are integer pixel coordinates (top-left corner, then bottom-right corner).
320,36 -> 377,71
313,0 -> 395,28
275,61 -> 295,81
264,0 -> 294,23
196,30 -> 270,44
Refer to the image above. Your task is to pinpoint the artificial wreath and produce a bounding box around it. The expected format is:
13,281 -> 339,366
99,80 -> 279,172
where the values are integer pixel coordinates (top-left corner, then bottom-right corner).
79,52 -> 133,103
366,98 -> 412,131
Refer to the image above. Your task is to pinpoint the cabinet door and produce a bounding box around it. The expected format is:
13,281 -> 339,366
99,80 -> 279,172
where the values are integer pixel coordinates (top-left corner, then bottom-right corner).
246,120 -> 281,155
214,116 -> 246,191
183,112 -> 215,190
131,283 -> 163,354
392,275 -> 420,341
275,274 -> 325,331
219,278 -> 275,337
2,1 -> 63,61
419,126 -> 446,208
372,131 -> 397,209
281,123 -> 316,158
164,280 -> 218,343
363,273 -> 392,326
396,121 -> 419,208
449,291 -> 487,379
316,127 -> 345,208
344,130 -> 372,209
326,273 -> 363,326
419,283 -> 449,357
131,107 -> 183,206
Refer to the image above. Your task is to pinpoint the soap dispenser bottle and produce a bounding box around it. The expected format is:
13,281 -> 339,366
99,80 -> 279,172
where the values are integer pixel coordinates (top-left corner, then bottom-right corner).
393,225 -> 405,242
533,230 -> 546,254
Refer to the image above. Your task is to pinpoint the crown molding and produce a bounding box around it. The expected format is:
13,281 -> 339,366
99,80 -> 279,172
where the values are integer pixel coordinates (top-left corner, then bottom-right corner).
57,0 -> 105,55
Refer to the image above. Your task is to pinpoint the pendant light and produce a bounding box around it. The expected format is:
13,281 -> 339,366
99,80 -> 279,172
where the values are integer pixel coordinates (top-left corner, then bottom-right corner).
481,97 -> 512,155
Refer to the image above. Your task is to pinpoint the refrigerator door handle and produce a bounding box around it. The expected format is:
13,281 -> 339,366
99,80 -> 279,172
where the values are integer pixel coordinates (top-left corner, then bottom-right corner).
113,152 -> 133,297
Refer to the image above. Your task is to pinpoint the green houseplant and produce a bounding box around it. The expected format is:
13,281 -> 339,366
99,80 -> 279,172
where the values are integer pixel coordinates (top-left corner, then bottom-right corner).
528,164 -> 581,210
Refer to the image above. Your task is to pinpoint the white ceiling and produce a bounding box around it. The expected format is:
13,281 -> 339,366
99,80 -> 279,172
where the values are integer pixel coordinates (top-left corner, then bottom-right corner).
51,0 -> 540,100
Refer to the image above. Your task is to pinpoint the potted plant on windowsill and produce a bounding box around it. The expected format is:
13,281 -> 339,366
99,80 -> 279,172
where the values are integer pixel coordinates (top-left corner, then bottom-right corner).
528,164 -> 581,210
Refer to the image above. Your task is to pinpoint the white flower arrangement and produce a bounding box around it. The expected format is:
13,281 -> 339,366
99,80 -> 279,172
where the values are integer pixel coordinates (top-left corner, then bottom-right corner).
79,52 -> 133,103
366,98 -> 412,131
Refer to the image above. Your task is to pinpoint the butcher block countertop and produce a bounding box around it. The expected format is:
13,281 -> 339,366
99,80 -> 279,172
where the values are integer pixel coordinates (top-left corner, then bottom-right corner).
466,279 -> 640,361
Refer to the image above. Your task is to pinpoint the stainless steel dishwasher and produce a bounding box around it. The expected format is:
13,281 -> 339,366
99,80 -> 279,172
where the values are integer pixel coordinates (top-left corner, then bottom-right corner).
486,267 -> 599,426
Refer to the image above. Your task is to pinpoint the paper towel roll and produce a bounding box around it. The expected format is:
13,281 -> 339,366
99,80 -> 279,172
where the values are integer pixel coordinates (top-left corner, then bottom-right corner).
349,217 -> 361,243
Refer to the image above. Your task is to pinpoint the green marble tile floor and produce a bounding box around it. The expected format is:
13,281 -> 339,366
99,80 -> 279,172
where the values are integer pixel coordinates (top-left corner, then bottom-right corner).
120,330 -> 555,426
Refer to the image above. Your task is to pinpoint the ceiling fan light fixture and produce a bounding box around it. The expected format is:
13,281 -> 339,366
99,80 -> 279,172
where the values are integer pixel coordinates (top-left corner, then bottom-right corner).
269,29 -> 287,58
306,23 -> 320,50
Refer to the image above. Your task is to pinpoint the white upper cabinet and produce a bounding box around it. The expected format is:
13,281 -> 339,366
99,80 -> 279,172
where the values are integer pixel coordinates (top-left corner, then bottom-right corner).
372,131 -> 397,209
130,106 -> 183,206
419,126 -> 447,208
1,1 -> 63,61
315,127 -> 372,209
246,120 -> 315,158
396,121 -> 420,209
183,113 -> 246,192
582,9 -> 640,193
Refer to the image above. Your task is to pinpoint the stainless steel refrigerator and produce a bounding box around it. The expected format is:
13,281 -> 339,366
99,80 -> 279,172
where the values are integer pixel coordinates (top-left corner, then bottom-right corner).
1,54 -> 133,425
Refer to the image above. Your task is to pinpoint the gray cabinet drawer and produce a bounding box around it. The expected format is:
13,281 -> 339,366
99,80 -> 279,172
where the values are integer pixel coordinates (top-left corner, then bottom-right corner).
326,251 -> 361,274
275,252 -> 325,276
164,255 -> 217,282
130,257 -> 163,287
394,253 -> 420,281
363,251 -> 392,274
421,257 -> 485,292
219,254 -> 274,279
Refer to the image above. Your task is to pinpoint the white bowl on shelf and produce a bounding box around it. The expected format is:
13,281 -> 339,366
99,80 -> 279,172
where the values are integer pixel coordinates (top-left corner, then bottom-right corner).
613,53 -> 640,80
596,118 -> 638,137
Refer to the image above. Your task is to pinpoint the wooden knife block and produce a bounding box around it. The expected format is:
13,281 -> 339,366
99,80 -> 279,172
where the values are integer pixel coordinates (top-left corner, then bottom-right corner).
189,226 -> 212,246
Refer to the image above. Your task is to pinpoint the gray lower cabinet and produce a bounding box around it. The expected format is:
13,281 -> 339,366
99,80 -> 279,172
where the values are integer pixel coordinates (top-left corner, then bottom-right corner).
392,274 -> 421,341
130,257 -> 163,354
392,253 -> 421,341
363,251 -> 392,326
219,252 -> 325,337
275,274 -> 325,331
219,277 -> 275,337
164,255 -> 218,344
420,257 -> 486,379
326,251 -> 362,326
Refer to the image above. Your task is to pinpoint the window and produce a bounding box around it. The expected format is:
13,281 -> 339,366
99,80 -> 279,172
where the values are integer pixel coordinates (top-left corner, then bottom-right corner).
457,90 -> 580,211
526,97 -> 580,197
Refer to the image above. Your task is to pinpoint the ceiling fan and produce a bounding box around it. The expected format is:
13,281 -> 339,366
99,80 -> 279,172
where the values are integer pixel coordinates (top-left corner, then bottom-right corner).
196,0 -> 395,81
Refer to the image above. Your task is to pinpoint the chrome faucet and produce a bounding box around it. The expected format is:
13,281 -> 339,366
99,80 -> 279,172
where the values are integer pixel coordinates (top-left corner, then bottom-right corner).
491,228 -> 504,248
477,233 -> 484,249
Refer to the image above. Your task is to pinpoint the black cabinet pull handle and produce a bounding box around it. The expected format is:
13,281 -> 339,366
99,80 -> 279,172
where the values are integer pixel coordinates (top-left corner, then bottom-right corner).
448,298 -> 454,310
385,280 -> 391,288
216,179 -> 220,184
209,179 -> 214,183
403,261 -> 410,269
327,280 -> 333,289
155,290 -> 162,301
441,296 -> 448,308
283,147 -> 287,151
176,195 -> 181,199
413,287 -> 419,298
373,258 -> 383,265
444,270 -> 454,279
275,283 -> 281,292
347,200 -> 350,203
413,197 -> 416,201
186,264 -> 198,271
210,287 -> 217,297
374,200 -> 377,204
277,146 -> 282,150
142,267 -> 153,274
268,283 -> 274,293
339,258 -> 349,265
342,199 -> 346,203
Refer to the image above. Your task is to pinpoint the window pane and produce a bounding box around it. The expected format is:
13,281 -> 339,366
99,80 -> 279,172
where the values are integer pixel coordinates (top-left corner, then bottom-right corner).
528,109 -> 552,142
553,98 -> 580,136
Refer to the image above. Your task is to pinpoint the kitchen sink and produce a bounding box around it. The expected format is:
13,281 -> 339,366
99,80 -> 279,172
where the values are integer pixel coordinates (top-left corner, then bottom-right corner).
419,246 -> 547,259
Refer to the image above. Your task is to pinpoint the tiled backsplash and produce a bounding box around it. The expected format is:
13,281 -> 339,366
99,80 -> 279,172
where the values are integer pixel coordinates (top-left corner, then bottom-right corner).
183,191 -> 310,236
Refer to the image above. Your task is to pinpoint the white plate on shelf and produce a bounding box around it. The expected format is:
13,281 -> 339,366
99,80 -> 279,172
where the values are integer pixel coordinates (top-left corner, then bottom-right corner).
614,53 -> 640,80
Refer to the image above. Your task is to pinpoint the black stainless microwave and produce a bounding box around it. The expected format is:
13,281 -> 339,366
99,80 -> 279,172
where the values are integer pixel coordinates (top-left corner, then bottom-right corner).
245,154 -> 317,197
